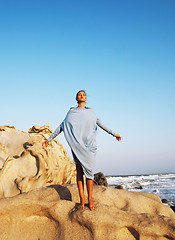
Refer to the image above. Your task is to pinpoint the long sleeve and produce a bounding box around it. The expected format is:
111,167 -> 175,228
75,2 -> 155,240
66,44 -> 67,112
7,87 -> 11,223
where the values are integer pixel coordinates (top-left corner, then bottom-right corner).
96,118 -> 116,137
47,123 -> 63,142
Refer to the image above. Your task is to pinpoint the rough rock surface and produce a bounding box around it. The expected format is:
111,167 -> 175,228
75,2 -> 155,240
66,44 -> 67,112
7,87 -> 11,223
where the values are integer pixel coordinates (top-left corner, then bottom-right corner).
0,184 -> 174,240
94,171 -> 108,186
0,125 -> 76,198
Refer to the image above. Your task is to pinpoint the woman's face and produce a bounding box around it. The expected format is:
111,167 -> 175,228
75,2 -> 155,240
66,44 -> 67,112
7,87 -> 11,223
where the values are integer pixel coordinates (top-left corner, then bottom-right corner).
76,91 -> 87,102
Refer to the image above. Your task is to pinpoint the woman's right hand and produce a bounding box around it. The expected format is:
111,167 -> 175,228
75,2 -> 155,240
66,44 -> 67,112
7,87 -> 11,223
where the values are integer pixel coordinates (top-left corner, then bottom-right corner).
42,140 -> 48,147
115,134 -> 121,141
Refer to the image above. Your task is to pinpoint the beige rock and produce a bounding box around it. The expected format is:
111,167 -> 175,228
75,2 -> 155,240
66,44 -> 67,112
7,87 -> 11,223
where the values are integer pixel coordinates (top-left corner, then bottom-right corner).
0,125 -> 76,198
1,125 -> 175,239
0,184 -> 174,240
0,126 -> 30,165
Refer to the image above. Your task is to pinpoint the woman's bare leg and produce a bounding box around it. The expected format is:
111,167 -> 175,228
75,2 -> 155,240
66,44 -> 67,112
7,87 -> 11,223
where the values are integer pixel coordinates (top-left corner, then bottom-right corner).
86,178 -> 97,211
76,164 -> 85,209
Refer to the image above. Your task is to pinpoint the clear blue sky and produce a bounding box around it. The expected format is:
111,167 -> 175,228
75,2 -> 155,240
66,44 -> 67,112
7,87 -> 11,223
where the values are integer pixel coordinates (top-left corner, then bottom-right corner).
0,0 -> 174,175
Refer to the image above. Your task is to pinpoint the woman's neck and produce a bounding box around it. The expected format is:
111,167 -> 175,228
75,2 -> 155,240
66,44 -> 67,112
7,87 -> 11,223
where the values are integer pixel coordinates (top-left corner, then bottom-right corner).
77,102 -> 85,108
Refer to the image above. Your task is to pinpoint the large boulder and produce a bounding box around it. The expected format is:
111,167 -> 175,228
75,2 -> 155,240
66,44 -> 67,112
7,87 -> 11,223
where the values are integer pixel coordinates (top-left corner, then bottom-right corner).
94,172 -> 108,186
0,125 -> 76,198
0,184 -> 174,240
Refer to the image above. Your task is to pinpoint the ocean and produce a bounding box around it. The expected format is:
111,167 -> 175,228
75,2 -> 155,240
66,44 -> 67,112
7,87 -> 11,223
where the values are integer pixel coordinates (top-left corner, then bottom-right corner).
106,173 -> 175,206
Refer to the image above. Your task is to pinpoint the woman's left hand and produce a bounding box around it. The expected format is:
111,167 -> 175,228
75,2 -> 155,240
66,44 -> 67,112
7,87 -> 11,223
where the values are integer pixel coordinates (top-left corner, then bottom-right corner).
115,134 -> 121,141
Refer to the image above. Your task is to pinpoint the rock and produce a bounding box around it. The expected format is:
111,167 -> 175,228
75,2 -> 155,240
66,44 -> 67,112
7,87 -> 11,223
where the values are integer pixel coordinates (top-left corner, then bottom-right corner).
162,199 -> 168,204
0,184 -> 174,240
0,125 -> 76,198
131,181 -> 143,190
134,185 -> 143,189
94,172 -> 108,186
170,205 -> 175,212
0,125 -> 30,165
115,185 -> 124,189
28,125 -> 53,134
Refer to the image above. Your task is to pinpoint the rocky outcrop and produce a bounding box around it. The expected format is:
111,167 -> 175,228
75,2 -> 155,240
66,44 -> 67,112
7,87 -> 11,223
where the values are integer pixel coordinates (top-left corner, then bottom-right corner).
94,172 -> 108,186
0,126 -> 30,167
0,184 -> 174,240
115,185 -> 124,189
0,125 -> 76,198
171,205 -> 175,212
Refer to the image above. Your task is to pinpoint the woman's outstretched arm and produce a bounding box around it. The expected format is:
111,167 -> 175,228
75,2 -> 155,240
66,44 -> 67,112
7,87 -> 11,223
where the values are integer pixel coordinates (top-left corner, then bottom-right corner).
96,118 -> 121,141
47,124 -> 63,142
42,124 -> 63,147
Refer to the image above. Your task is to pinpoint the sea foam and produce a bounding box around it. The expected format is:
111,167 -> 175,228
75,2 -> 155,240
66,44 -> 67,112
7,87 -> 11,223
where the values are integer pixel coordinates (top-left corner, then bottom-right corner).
106,173 -> 175,205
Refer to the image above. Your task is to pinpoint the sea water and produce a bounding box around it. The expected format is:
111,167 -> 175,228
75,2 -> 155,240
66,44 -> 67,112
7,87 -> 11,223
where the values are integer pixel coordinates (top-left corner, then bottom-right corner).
106,173 -> 175,206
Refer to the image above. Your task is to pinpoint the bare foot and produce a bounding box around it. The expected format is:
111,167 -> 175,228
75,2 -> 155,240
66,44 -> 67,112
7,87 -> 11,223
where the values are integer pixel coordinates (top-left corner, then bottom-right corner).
78,204 -> 85,210
88,200 -> 97,211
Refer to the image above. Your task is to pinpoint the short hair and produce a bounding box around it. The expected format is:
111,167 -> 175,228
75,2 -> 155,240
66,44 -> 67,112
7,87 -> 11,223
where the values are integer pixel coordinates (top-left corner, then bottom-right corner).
76,90 -> 86,100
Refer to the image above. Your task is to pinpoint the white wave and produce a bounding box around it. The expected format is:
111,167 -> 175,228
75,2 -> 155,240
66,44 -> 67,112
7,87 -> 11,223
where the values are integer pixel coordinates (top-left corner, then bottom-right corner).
140,181 -> 151,186
106,173 -> 175,204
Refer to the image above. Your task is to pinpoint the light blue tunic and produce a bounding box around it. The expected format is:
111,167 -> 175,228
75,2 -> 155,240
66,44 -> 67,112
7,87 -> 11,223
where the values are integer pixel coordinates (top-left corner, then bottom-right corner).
47,107 -> 116,179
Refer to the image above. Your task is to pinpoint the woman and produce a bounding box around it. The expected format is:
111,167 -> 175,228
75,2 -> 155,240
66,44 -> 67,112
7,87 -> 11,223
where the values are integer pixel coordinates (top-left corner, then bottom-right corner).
43,90 -> 121,211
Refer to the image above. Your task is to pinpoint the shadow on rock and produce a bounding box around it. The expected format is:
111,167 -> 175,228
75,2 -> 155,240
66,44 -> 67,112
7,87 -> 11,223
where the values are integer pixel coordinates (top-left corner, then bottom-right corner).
48,185 -> 72,201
